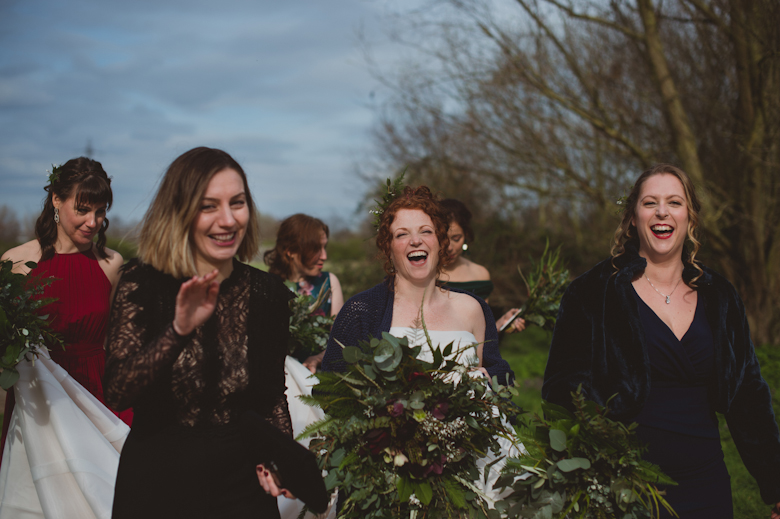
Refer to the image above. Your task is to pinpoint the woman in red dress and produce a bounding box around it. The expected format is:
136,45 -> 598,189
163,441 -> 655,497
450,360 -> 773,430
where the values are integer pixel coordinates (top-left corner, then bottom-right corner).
0,157 -> 129,457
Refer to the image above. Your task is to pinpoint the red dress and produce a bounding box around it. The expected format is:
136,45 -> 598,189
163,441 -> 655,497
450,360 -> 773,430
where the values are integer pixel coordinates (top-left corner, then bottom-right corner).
0,250 -> 132,460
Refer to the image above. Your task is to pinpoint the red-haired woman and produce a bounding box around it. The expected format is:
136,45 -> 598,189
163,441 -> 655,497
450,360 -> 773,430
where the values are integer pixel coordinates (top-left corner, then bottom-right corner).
322,186 -> 518,509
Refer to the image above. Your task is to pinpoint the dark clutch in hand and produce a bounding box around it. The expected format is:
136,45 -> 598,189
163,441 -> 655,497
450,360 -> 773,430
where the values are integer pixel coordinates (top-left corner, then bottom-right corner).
239,411 -> 329,514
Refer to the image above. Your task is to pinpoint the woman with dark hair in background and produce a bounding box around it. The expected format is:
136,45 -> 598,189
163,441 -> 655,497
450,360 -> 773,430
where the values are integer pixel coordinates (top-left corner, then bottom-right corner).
264,213 -> 343,519
0,157 -> 130,517
543,164 -> 780,518
438,198 -> 525,333
104,147 -> 296,518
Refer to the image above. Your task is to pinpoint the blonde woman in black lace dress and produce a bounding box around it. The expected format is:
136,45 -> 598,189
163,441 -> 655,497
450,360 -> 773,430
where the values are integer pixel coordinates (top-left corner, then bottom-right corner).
104,148 -> 295,519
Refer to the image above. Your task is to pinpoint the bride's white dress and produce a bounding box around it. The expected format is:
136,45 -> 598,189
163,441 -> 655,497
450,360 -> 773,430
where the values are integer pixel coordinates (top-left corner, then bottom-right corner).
0,349 -> 129,519
279,356 -> 336,519
389,327 -> 524,506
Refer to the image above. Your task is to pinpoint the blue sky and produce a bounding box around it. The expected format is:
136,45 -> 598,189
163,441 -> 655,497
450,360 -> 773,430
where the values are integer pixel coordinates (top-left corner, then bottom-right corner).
0,0 -> 419,230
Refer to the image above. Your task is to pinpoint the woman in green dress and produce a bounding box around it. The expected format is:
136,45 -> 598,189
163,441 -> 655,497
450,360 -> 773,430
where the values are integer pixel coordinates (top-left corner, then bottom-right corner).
438,199 -> 525,333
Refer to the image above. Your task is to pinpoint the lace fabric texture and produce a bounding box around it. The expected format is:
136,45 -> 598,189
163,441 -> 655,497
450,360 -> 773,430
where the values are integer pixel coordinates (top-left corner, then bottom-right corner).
105,260 -> 292,435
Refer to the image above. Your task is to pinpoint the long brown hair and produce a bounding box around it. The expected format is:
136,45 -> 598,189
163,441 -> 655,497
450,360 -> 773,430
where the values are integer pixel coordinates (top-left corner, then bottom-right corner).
137,147 -> 260,278
611,163 -> 703,285
264,214 -> 329,280
36,157 -> 113,261
375,185 -> 450,279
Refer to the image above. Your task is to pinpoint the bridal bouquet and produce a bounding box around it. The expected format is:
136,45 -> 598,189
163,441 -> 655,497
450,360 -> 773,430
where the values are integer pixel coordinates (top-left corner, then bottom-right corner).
285,281 -> 334,361
300,330 -> 522,519
495,387 -> 677,518
0,259 -> 63,389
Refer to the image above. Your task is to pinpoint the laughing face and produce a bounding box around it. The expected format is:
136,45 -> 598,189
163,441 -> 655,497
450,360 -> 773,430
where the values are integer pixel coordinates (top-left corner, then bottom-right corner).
190,168 -> 249,274
631,173 -> 689,262
390,209 -> 440,284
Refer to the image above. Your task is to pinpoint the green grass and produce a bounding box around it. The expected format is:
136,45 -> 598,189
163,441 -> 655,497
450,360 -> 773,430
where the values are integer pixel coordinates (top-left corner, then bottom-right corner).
502,328 -> 778,519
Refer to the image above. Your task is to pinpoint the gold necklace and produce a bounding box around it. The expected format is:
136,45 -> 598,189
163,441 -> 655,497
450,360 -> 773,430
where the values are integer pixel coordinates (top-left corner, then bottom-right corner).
644,274 -> 683,304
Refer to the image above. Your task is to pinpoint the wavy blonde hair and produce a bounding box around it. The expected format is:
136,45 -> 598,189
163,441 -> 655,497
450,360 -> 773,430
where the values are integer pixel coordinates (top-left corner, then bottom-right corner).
611,163 -> 704,285
138,147 -> 260,278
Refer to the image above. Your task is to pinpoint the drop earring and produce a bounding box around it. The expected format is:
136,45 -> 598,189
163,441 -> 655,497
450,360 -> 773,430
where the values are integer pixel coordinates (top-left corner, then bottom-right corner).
54,207 -> 60,224
462,243 -> 468,251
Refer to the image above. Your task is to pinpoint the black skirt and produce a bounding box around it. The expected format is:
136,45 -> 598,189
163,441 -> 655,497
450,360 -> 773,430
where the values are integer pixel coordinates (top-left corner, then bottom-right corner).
112,423 -> 279,519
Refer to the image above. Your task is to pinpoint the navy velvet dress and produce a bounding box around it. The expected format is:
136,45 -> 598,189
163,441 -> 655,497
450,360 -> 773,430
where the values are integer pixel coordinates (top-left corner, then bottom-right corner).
632,289 -> 732,518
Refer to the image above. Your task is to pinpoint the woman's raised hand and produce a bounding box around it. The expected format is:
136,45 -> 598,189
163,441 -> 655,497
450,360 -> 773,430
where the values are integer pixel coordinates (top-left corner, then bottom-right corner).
172,269 -> 220,336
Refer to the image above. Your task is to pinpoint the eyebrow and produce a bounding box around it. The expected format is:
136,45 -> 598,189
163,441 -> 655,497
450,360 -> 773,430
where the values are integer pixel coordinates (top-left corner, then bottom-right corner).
201,192 -> 246,202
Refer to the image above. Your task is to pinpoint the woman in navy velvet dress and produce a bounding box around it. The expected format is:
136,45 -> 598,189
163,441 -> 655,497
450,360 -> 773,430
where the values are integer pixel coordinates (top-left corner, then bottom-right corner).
543,164 -> 780,518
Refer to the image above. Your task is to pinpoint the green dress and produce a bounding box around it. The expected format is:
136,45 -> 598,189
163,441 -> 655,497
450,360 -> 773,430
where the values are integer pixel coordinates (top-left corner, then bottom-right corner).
439,279 -> 494,301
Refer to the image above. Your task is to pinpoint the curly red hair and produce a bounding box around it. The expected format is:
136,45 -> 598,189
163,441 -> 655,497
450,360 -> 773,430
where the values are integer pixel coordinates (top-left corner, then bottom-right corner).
375,185 -> 450,278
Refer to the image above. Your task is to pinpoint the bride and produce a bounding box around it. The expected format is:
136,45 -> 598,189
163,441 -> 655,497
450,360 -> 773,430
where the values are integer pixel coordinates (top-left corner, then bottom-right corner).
321,185 -> 520,505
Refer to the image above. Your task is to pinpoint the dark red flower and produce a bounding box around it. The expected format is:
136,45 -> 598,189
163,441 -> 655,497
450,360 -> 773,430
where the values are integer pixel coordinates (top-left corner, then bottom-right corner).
365,429 -> 391,454
432,402 -> 449,420
408,371 -> 431,384
390,402 -> 405,417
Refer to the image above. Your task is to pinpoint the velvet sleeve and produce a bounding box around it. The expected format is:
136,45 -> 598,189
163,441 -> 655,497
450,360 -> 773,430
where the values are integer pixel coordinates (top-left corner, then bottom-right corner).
722,292 -> 780,504
542,278 -> 594,410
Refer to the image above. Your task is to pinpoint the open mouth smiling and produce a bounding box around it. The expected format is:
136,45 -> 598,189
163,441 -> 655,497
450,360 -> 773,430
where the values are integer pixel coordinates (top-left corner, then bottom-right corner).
407,250 -> 428,266
210,232 -> 236,245
650,224 -> 674,239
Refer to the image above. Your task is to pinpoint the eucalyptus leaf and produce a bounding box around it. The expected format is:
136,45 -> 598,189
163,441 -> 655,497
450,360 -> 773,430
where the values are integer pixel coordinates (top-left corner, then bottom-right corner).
343,346 -> 362,364
0,368 -> 20,390
549,428 -> 567,452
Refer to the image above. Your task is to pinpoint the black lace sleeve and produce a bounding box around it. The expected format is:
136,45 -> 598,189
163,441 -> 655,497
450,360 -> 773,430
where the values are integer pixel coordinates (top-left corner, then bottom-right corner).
104,261 -> 186,411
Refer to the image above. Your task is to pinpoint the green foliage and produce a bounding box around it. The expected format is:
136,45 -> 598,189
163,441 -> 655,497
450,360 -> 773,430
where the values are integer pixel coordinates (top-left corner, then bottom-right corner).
105,235 -> 137,260
285,281 -> 334,359
512,242 -> 570,332
0,259 -> 63,389
370,171 -> 407,233
301,330 -> 523,518
497,388 -> 677,518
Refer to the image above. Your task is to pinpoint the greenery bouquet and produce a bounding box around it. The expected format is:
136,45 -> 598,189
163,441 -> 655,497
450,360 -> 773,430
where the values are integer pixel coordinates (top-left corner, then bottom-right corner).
285,281 -> 334,361
0,259 -> 63,389
495,387 -> 677,518
505,242 -> 569,333
300,329 -> 523,519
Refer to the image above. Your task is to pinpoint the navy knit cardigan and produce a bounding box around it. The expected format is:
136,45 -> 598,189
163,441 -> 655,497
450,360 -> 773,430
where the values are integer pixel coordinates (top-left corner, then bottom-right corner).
321,280 -> 514,384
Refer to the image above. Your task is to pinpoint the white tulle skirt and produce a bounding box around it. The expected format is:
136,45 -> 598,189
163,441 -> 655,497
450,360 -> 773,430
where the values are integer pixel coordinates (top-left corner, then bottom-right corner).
0,350 -> 129,519
278,356 -> 336,519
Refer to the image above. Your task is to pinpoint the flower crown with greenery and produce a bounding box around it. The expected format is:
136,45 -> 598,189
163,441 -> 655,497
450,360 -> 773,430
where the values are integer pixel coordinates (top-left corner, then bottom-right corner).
370,171 -> 406,232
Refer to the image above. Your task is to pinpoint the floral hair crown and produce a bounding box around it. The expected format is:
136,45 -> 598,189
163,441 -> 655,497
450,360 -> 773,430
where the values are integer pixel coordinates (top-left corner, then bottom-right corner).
370,171 -> 406,232
46,164 -> 63,185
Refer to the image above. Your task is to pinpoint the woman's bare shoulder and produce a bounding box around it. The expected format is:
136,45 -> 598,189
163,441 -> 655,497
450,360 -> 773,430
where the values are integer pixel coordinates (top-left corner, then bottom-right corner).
467,261 -> 490,280
1,240 -> 42,274
96,245 -> 124,286
446,289 -> 483,318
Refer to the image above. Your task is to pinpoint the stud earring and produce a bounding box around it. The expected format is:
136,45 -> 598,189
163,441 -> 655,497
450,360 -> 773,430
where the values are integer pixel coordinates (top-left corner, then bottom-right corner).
54,207 -> 60,224
462,243 -> 468,251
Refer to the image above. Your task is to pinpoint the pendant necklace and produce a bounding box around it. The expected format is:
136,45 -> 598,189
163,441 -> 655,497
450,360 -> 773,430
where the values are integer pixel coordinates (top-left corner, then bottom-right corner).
644,274 -> 683,304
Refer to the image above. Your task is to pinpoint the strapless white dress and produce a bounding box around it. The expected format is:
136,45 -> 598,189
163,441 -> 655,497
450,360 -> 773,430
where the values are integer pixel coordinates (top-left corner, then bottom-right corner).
389,327 -> 523,506
279,356 -> 335,519
0,348 -> 129,519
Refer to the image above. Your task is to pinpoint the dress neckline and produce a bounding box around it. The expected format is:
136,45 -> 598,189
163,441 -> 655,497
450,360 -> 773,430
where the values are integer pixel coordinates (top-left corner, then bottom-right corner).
631,285 -> 699,343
